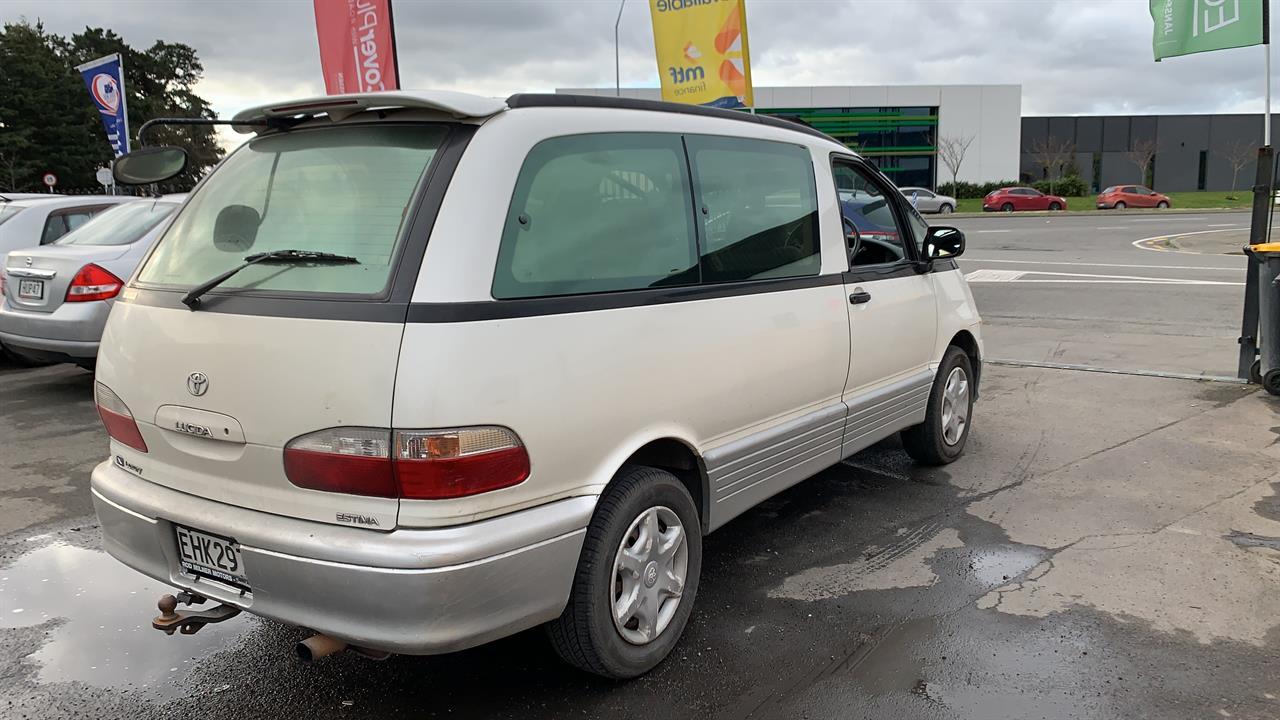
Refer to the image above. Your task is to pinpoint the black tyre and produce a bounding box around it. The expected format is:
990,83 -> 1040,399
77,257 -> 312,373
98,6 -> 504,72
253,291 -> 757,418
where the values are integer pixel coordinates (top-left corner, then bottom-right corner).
1157,200 -> 1169,209
1114,201 -> 1126,210
1048,201 -> 1063,211
939,203 -> 954,214
902,346 -> 974,466
1250,359 -> 1263,385
1001,202 -> 1014,212
1265,369 -> 1280,397
547,465 -> 702,679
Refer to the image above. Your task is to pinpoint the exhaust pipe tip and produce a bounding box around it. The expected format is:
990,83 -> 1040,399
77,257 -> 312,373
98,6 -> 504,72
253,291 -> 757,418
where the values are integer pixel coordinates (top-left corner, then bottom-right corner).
296,633 -> 348,663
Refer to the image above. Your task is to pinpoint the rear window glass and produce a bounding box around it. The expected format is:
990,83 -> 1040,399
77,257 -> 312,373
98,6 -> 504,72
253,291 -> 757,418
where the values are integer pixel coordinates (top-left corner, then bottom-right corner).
57,201 -> 176,246
0,205 -> 24,226
137,125 -> 445,296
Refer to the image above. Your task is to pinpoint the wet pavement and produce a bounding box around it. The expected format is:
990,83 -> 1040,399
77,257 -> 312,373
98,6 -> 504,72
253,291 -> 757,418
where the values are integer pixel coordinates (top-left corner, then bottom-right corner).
2,356 -> 1279,719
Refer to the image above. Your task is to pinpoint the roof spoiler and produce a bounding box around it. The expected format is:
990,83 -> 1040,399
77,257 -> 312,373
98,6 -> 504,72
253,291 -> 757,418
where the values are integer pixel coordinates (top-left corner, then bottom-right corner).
230,90 -> 509,133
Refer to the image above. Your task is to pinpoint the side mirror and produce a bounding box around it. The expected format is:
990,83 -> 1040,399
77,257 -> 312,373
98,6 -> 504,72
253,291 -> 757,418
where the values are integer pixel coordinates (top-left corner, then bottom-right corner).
112,146 -> 188,185
213,204 -> 261,252
842,215 -> 862,263
923,226 -> 965,259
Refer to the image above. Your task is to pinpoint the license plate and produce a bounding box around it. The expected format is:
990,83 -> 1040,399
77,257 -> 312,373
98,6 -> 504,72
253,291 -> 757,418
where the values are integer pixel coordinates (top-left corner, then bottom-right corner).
174,525 -> 249,589
17,279 -> 43,299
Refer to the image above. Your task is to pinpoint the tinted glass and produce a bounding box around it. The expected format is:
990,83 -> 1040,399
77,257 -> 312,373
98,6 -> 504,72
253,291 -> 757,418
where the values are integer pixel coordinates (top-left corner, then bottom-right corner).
41,215 -> 69,244
57,201 -> 177,246
833,162 -> 907,266
138,125 -> 445,296
689,136 -> 819,283
493,133 -> 698,299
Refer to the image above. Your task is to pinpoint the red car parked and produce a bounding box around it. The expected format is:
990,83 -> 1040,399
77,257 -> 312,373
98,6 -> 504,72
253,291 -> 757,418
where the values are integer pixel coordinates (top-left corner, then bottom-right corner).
982,187 -> 1067,212
1096,185 -> 1171,210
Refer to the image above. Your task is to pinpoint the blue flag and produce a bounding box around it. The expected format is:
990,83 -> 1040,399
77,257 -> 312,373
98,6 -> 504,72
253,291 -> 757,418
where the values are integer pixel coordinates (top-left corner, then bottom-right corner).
75,53 -> 130,156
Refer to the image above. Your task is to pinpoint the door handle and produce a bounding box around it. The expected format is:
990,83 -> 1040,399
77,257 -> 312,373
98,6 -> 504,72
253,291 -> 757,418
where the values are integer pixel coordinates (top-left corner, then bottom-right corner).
849,290 -> 872,305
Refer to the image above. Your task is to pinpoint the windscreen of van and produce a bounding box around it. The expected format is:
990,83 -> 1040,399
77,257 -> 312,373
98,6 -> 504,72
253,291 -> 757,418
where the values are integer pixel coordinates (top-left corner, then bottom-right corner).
56,200 -> 176,246
0,205 -> 23,226
136,125 -> 446,296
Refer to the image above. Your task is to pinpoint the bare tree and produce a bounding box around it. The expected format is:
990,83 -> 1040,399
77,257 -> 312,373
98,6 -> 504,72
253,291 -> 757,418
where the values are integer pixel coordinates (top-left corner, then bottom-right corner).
1126,138 -> 1158,186
1217,139 -> 1255,199
937,134 -> 975,194
1028,135 -> 1075,195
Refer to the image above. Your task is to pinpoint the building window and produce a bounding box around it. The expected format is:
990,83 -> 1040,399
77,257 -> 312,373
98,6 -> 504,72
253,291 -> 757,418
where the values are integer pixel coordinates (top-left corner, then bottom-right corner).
763,106 -> 938,190
1198,150 -> 1207,190
1092,153 -> 1102,193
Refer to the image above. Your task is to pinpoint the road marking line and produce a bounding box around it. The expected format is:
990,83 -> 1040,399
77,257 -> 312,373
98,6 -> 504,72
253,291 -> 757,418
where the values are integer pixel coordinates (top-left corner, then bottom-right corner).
1129,216 -> 1207,222
987,358 -> 1247,385
1094,226 -> 1126,230
971,229 -> 1012,234
964,268 -> 1242,286
1206,223 -> 1242,227
1132,227 -> 1239,254
959,257 -> 1242,271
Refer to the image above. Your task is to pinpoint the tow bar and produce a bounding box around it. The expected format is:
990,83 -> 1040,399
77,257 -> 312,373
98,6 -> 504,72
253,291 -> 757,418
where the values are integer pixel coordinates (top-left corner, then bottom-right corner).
152,591 -> 241,635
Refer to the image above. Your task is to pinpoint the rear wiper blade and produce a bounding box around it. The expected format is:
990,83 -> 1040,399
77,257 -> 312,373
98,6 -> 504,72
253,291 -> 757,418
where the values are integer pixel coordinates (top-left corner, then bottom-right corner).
181,249 -> 359,309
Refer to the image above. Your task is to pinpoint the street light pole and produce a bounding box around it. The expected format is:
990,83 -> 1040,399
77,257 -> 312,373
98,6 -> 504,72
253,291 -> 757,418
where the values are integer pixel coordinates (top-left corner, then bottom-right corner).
615,0 -> 626,97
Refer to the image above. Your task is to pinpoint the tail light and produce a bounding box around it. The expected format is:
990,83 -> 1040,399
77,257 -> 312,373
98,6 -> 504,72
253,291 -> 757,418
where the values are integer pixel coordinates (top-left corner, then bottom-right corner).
66,264 -> 123,302
284,426 -> 530,500
95,382 -> 148,452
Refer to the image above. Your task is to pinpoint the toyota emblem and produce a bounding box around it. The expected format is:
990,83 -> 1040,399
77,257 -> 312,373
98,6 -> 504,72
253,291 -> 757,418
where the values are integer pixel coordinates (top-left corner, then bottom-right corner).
186,372 -> 209,397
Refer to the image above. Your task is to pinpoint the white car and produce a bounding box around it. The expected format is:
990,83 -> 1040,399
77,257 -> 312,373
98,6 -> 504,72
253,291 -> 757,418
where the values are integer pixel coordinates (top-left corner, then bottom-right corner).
0,195 -> 134,253
899,186 -> 957,214
90,90 -> 983,679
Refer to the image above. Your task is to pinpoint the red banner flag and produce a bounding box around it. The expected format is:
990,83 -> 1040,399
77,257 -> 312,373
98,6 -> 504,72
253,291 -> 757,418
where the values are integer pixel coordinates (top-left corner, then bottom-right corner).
313,0 -> 401,95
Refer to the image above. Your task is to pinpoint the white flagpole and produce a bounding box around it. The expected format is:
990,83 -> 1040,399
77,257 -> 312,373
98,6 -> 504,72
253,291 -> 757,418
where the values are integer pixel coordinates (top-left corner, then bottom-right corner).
1266,41 -> 1272,146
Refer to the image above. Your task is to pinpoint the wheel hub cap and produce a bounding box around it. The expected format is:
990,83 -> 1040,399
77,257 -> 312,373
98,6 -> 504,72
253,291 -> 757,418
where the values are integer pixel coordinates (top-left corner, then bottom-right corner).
611,506 -> 688,646
940,366 -> 970,446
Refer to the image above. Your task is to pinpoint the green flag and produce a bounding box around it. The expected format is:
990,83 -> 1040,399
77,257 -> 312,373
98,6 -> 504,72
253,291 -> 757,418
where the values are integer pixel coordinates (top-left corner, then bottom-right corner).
1151,0 -> 1266,61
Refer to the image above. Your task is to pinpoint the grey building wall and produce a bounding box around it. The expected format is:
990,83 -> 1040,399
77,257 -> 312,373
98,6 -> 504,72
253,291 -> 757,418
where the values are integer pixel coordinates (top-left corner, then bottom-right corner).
1021,114 -> 1273,192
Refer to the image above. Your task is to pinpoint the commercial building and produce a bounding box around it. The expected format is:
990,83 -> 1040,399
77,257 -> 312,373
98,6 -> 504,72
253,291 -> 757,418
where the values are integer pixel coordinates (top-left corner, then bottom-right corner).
559,84 -> 1268,193
557,85 -> 1022,189
1021,114 -> 1274,193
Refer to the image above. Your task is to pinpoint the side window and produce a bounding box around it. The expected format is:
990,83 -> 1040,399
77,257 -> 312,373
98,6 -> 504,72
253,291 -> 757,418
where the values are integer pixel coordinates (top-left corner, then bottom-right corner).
832,161 -> 908,267
64,211 -> 95,232
687,136 -> 820,283
41,213 -> 70,244
493,133 -> 699,299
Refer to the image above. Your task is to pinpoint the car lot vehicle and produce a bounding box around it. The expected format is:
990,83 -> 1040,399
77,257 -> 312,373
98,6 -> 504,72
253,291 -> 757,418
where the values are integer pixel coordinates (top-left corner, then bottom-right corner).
0,195 -> 133,253
899,186 -> 956,214
982,186 -> 1066,212
0,196 -> 184,368
1096,185 -> 1170,210
89,91 -> 983,679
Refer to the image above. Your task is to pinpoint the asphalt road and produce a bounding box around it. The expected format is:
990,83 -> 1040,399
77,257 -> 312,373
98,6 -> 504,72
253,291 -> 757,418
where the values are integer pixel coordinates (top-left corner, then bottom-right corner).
951,210 -> 1251,378
2,213 -> 1279,720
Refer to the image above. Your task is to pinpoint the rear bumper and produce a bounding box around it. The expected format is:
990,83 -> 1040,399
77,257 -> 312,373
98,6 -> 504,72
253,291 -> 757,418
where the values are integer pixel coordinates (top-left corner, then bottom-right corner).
0,298 -> 109,359
91,461 -> 593,655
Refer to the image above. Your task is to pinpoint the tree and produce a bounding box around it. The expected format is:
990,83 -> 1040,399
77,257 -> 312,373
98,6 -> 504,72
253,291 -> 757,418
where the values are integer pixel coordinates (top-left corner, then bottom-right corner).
1028,135 -> 1074,196
1218,139 -> 1255,200
0,19 -> 222,191
937,134 -> 975,193
1126,138 -> 1157,186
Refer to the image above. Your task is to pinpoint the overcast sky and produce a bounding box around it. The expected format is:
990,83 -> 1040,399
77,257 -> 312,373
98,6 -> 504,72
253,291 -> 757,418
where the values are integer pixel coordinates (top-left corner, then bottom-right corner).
3,0 -> 1276,147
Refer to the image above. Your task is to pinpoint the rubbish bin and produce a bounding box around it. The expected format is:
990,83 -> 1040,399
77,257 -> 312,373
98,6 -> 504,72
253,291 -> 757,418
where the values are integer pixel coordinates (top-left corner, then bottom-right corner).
1245,242 -> 1280,396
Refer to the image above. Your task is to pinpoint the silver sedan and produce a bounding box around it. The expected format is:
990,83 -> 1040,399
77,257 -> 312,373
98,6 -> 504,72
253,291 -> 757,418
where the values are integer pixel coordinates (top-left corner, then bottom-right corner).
899,187 -> 957,214
0,195 -> 184,369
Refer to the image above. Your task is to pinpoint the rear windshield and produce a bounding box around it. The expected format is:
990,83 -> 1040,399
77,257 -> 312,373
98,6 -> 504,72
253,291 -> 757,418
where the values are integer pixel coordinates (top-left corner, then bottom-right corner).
56,200 -> 177,246
0,205 -> 23,226
136,124 -> 446,296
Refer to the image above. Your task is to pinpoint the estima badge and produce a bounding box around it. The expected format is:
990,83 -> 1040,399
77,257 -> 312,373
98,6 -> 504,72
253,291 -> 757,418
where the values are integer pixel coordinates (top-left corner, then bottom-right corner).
187,372 -> 209,397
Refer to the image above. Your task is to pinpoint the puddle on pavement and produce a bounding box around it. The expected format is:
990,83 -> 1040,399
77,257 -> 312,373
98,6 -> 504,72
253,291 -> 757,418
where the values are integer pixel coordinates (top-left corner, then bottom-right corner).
0,542 -> 253,697
963,545 -> 1045,586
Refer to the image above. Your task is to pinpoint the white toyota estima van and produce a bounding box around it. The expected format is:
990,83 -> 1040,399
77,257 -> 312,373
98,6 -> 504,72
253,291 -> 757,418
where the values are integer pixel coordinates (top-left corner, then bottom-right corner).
92,90 -> 982,678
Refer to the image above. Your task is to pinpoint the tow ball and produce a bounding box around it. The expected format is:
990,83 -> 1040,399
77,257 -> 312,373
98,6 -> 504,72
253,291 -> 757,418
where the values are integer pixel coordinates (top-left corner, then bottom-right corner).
152,591 -> 241,635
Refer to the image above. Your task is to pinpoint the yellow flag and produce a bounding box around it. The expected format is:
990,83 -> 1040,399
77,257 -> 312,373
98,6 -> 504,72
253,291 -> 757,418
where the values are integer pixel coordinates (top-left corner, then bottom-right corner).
648,0 -> 754,108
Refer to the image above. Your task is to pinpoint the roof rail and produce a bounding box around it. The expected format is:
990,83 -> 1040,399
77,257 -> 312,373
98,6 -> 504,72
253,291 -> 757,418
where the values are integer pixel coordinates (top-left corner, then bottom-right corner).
505,94 -> 844,146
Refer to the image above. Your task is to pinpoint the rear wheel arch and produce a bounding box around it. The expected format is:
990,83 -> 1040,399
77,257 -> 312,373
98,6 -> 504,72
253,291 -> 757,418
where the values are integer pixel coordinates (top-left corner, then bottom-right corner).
618,438 -> 709,534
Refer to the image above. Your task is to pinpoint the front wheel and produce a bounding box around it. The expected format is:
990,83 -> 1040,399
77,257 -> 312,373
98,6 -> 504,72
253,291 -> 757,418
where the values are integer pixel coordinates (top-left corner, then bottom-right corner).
1001,202 -> 1014,212
902,346 -> 974,465
1156,201 -> 1169,209
547,465 -> 702,678
1047,202 -> 1062,211
939,203 -> 954,214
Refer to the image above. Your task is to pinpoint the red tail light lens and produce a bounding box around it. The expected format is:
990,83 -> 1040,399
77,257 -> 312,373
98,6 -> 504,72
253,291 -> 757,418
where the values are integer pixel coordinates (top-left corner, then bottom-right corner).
66,264 -> 123,302
95,382 -> 148,452
283,426 -> 530,500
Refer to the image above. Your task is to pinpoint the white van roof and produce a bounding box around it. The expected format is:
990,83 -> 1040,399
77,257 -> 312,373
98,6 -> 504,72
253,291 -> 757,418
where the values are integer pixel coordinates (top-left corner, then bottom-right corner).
232,90 -> 508,131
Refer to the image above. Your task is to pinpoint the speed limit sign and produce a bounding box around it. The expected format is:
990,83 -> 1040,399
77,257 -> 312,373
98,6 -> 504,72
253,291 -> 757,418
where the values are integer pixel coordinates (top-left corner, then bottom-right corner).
42,172 -> 57,190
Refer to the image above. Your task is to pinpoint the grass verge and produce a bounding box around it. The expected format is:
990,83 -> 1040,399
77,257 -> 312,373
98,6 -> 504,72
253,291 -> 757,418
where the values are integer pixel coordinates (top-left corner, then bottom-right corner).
954,191 -> 1254,214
